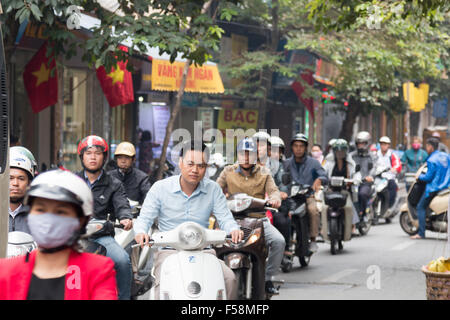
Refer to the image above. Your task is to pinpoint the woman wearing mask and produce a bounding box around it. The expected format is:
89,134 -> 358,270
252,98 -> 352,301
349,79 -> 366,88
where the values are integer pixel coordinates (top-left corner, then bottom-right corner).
0,170 -> 118,300
311,144 -> 324,165
401,137 -> 428,173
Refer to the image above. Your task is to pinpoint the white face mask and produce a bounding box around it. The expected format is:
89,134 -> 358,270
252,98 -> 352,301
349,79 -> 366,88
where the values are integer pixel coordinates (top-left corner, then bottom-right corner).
27,213 -> 80,250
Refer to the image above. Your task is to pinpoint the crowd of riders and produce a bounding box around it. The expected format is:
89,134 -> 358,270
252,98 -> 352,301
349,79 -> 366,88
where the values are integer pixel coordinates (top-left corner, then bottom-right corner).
1,127 -> 449,300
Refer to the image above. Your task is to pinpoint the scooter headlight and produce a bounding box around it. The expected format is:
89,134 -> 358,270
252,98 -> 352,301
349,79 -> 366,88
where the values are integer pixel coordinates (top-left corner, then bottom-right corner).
178,223 -> 204,250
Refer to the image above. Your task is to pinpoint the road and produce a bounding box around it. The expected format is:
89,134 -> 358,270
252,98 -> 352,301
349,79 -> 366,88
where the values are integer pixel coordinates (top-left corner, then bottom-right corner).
272,189 -> 448,300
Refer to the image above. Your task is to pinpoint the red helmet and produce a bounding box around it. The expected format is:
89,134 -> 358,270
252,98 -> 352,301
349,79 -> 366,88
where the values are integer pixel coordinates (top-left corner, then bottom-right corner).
77,135 -> 109,156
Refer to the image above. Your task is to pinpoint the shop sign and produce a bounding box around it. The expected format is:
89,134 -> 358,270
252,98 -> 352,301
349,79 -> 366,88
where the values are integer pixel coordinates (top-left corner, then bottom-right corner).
217,109 -> 258,142
151,59 -> 224,94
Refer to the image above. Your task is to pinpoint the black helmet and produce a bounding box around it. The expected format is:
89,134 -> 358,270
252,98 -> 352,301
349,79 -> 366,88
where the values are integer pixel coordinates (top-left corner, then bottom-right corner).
291,133 -> 308,146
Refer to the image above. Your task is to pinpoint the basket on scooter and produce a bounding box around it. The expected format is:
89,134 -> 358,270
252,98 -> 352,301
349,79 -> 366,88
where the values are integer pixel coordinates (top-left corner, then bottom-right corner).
324,191 -> 347,208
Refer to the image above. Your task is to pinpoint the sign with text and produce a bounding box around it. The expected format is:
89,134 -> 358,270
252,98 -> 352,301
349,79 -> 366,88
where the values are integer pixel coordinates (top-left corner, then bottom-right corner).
217,109 -> 258,142
151,59 -> 224,94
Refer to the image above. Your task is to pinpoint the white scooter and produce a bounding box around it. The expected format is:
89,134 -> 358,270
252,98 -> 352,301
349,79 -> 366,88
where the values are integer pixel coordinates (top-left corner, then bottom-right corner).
142,221 -> 228,300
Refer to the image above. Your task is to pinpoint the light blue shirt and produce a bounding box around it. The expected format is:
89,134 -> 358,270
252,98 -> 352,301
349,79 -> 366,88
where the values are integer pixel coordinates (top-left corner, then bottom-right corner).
133,175 -> 240,235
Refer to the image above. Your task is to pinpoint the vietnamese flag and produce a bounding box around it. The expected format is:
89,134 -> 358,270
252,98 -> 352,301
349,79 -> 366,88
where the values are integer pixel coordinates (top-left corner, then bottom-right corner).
96,46 -> 134,108
23,42 -> 58,113
291,69 -> 314,119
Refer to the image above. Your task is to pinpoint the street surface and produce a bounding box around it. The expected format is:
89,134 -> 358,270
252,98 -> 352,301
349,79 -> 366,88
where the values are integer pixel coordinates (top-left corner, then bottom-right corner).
138,183 -> 448,301
272,184 -> 448,300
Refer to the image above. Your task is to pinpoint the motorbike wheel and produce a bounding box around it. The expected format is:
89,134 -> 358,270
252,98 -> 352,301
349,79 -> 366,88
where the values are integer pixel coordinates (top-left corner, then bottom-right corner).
358,207 -> 374,236
234,268 -> 247,300
399,211 -> 418,235
372,198 -> 381,225
329,218 -> 339,255
299,254 -> 311,267
281,256 -> 293,273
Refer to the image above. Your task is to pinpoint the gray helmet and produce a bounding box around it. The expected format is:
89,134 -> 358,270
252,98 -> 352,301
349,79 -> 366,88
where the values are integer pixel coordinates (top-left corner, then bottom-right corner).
291,133 -> 308,146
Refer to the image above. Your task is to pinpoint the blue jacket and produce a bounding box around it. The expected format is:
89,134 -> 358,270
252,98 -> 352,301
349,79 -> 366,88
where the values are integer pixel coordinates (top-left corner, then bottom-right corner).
418,150 -> 450,198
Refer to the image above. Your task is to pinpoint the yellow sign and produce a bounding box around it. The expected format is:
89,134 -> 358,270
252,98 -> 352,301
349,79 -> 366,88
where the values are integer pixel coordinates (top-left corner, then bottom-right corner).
217,109 -> 259,142
151,59 -> 224,93
403,82 -> 429,112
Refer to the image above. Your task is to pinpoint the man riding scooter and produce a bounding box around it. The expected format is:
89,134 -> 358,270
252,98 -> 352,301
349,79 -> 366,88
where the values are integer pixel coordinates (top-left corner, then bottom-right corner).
283,133 -> 328,253
108,141 -> 151,205
216,137 -> 285,295
8,147 -> 36,233
350,132 -> 377,223
375,136 -> 402,217
134,140 -> 243,300
76,135 -> 133,300
410,137 -> 450,240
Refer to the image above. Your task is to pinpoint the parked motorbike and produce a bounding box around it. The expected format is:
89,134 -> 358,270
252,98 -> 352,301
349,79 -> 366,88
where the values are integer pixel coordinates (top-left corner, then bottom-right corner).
281,181 -> 314,272
399,164 -> 449,236
143,221 -> 228,300
214,193 -> 275,300
7,231 -> 37,257
351,168 -> 374,236
322,176 -> 354,255
372,166 -> 399,224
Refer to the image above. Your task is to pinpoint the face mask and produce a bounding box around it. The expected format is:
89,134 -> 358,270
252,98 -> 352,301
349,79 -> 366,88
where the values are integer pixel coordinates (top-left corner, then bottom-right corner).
311,151 -> 322,159
412,143 -> 421,150
27,213 -> 80,250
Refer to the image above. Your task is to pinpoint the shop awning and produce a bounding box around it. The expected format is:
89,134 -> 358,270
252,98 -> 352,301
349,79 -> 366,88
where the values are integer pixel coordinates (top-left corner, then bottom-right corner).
79,13 -> 224,94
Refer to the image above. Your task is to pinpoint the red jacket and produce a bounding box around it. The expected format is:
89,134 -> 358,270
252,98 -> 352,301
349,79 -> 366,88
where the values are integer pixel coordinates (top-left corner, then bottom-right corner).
0,250 -> 118,300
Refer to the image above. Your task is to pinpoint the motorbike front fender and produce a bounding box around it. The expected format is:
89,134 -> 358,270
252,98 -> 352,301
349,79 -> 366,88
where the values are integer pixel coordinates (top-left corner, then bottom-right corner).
223,252 -> 251,269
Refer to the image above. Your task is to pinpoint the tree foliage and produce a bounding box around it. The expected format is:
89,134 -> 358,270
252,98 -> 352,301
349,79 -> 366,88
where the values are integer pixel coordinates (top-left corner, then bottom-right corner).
1,0 -> 238,71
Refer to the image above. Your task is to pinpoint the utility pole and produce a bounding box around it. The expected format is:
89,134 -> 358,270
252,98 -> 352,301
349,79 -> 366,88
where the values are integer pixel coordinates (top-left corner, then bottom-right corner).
0,3 -> 10,258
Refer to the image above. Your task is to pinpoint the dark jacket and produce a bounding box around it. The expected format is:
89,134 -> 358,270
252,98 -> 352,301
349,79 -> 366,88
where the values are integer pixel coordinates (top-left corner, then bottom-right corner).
8,205 -> 31,233
283,155 -> 328,186
108,167 -> 151,204
350,150 -> 377,179
76,170 -> 132,224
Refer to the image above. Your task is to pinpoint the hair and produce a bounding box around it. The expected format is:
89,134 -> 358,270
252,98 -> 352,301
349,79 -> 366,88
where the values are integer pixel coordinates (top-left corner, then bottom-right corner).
179,140 -> 210,163
141,130 -> 152,142
412,136 -> 422,143
426,137 -> 439,151
312,144 -> 322,150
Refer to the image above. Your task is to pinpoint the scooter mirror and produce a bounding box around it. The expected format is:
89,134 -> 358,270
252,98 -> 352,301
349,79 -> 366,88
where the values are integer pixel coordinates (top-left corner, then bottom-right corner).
355,164 -> 361,172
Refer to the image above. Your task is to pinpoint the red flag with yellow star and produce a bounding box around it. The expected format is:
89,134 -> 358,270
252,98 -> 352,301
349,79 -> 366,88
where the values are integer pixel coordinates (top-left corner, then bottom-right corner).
23,42 -> 58,113
96,46 -> 134,108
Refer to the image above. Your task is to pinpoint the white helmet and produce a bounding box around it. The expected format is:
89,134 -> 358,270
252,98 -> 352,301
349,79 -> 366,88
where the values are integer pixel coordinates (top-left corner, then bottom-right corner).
208,153 -> 225,168
11,146 -> 37,176
24,169 -> 94,217
253,131 -> 271,143
379,136 -> 391,144
10,149 -> 34,179
270,136 -> 285,149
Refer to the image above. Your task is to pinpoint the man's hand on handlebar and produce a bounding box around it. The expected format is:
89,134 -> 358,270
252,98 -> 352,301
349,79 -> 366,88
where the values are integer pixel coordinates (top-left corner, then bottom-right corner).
120,218 -> 133,231
268,199 -> 281,209
135,233 -> 150,248
230,229 -> 244,243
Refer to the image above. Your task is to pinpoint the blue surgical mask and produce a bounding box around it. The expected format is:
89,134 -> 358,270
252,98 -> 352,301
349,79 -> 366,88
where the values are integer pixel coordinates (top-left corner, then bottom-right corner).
27,213 -> 80,250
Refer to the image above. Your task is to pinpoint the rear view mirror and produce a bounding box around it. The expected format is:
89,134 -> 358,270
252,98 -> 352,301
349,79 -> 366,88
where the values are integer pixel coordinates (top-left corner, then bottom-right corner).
355,164 -> 361,172
282,173 -> 291,185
